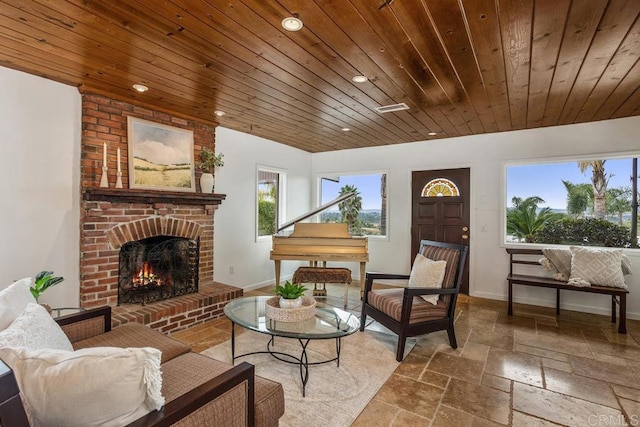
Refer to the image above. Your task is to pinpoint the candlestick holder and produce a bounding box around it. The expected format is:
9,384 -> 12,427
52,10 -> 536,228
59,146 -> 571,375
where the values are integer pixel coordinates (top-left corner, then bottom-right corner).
99,166 -> 109,188
115,171 -> 123,188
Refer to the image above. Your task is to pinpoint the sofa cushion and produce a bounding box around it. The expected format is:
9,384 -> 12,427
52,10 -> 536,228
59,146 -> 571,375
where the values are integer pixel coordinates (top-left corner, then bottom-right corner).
161,352 -> 285,427
72,322 -> 191,363
0,303 -> 73,351
0,345 -> 164,427
0,278 -> 36,331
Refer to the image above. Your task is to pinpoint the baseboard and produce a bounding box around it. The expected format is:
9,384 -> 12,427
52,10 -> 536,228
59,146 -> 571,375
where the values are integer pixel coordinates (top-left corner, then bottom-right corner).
242,274 -> 294,292
472,291 -> 640,321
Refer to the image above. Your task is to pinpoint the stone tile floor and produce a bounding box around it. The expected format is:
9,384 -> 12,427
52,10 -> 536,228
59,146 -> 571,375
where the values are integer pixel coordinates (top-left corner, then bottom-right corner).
172,285 -> 640,426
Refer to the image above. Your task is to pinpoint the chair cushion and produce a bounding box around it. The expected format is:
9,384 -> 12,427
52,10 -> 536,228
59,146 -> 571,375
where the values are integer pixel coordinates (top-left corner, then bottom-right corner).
420,245 -> 461,289
161,353 -> 285,427
408,253 -> 446,305
73,322 -> 191,363
369,288 -> 448,324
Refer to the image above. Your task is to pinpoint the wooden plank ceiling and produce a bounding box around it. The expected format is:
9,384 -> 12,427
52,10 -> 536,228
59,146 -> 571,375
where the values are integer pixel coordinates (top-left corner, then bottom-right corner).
0,0 -> 639,153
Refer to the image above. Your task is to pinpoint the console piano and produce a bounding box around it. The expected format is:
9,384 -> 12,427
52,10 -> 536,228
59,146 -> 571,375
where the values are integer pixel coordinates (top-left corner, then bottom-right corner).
270,193 -> 369,296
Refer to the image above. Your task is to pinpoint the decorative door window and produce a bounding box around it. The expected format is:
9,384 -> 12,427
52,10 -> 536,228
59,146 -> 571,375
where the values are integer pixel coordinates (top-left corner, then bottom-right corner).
421,178 -> 460,197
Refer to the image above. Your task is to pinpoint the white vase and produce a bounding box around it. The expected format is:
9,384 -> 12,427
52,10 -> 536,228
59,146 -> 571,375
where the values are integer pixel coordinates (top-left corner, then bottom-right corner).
279,296 -> 303,309
199,173 -> 214,193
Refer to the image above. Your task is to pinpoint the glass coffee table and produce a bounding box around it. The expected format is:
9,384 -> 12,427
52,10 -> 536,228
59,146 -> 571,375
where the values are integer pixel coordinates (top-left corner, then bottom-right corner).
223,296 -> 360,397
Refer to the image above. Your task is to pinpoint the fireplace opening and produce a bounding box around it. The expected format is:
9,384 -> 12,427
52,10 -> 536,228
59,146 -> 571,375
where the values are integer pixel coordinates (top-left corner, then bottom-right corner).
118,236 -> 200,305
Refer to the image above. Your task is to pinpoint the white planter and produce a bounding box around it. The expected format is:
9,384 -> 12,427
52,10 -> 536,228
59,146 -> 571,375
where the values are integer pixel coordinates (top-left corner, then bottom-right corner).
199,173 -> 214,193
279,296 -> 303,309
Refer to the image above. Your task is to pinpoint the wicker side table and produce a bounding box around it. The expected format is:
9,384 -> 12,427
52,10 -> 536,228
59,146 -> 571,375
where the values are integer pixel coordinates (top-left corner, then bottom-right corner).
292,267 -> 352,309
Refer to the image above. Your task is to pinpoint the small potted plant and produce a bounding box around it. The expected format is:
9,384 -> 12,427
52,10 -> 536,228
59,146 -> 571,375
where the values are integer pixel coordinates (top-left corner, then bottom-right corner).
198,147 -> 224,193
274,281 -> 308,309
30,271 -> 64,313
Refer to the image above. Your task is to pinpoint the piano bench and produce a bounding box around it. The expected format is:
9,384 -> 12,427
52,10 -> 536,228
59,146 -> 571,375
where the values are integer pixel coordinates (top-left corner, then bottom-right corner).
292,267 -> 352,309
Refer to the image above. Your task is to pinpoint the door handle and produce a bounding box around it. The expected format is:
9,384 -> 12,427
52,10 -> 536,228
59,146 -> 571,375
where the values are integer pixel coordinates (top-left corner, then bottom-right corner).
462,234 -> 469,240
462,226 -> 469,231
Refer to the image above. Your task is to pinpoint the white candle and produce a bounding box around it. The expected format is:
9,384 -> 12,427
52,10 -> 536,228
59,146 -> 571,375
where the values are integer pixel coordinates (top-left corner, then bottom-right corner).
103,143 -> 107,167
117,147 -> 121,173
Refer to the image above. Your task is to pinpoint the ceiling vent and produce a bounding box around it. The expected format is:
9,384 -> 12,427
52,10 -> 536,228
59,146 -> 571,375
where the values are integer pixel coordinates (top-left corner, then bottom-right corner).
374,103 -> 409,113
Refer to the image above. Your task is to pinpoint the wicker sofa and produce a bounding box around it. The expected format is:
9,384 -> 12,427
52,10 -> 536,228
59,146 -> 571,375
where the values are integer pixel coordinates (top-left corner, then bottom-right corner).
0,306 -> 284,426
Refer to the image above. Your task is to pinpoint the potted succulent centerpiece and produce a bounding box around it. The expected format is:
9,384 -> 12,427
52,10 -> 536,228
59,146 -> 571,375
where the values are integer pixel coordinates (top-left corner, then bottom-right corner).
198,147 -> 224,193
274,281 -> 308,309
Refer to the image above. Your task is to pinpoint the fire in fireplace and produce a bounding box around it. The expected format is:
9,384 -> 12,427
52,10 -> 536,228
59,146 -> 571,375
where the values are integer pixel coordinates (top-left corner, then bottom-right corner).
118,236 -> 199,305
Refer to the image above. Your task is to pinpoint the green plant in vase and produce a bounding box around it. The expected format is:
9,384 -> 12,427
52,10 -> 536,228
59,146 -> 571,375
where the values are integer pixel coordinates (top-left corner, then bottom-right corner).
274,281 -> 308,309
198,147 -> 224,193
30,271 -> 64,313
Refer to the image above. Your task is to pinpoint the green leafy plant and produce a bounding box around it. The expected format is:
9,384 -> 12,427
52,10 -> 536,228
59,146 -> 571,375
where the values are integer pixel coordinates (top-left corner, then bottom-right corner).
198,147 -> 224,173
30,271 -> 64,302
536,217 -> 632,247
274,281 -> 307,299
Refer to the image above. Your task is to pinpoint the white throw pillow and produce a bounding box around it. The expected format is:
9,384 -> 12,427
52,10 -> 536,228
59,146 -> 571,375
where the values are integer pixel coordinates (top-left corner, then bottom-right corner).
0,303 -> 73,351
569,246 -> 627,289
0,346 -> 164,427
408,253 -> 447,305
0,278 -> 36,331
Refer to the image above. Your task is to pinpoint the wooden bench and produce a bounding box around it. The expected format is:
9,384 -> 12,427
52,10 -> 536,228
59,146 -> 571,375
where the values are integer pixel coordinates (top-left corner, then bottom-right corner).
507,248 -> 628,334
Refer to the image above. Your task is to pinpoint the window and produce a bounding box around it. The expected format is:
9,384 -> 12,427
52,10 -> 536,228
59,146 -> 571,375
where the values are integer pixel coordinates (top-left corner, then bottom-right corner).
257,167 -> 285,238
505,156 -> 638,248
319,172 -> 388,237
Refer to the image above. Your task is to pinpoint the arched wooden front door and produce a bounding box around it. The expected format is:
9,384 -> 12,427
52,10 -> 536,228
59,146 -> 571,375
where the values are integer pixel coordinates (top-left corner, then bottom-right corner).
411,168 -> 470,294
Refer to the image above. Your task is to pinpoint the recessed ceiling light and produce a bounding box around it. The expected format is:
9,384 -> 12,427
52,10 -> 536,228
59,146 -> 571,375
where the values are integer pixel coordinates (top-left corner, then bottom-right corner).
428,132 -> 439,136
282,17 -> 303,32
132,84 -> 148,93
341,127 -> 350,132
214,110 -> 226,117
352,75 -> 368,83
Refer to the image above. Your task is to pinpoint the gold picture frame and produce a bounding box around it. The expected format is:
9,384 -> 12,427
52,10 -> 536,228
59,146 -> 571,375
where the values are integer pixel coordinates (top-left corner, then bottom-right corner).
127,117 -> 195,192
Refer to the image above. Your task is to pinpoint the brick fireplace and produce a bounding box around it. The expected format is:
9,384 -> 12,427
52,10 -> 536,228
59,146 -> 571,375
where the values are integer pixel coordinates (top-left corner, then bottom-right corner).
80,94 -> 241,333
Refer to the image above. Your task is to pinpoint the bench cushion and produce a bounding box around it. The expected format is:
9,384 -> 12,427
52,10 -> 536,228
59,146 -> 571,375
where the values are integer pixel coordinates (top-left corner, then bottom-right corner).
72,322 -> 191,364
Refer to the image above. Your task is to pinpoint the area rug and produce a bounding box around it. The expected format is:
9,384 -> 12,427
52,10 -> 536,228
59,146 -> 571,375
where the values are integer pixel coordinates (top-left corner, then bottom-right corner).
201,327 -> 414,427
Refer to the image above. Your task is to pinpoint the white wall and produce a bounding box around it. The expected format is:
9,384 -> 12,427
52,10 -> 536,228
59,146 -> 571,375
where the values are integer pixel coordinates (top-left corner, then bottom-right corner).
0,66 -> 81,308
213,127 -> 312,289
312,117 -> 640,319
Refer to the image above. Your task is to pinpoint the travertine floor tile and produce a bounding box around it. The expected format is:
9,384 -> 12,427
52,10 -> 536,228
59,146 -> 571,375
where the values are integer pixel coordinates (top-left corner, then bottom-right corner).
431,405 -> 473,427
612,384 -> 640,402
512,411 -> 561,426
569,355 -> 640,388
514,343 -> 570,362
515,330 -> 590,355
391,410 -> 430,426
481,374 -> 511,393
484,347 -> 543,387
441,378 -> 510,425
427,351 -> 485,384
376,373 -> 444,419
544,367 -> 619,407
542,357 -> 572,373
352,398 -> 398,427
393,353 -> 428,380
468,329 -> 514,351
513,382 -> 623,426
461,341 -> 490,362
419,369 -> 450,389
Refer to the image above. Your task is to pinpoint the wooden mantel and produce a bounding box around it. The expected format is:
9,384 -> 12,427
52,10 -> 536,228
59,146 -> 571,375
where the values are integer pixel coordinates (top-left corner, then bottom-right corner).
83,188 -> 226,206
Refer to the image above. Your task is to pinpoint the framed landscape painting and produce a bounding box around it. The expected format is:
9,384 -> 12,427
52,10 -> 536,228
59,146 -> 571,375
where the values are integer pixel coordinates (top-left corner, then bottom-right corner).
127,117 -> 195,192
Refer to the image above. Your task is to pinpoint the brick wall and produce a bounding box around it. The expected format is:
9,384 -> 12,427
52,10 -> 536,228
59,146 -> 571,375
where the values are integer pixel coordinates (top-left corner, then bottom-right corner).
79,94 -> 235,333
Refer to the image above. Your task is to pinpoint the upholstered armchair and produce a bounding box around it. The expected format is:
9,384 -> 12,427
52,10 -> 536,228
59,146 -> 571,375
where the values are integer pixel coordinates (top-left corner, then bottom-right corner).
359,240 -> 468,362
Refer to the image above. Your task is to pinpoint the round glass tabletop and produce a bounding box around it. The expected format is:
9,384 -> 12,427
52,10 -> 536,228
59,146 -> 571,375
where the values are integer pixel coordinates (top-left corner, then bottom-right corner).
224,296 -> 360,339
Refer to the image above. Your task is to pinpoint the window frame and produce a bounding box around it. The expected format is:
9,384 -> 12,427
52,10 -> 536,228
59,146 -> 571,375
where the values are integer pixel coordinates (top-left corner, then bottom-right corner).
256,165 -> 287,241
501,151 -> 639,250
315,169 -> 390,241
